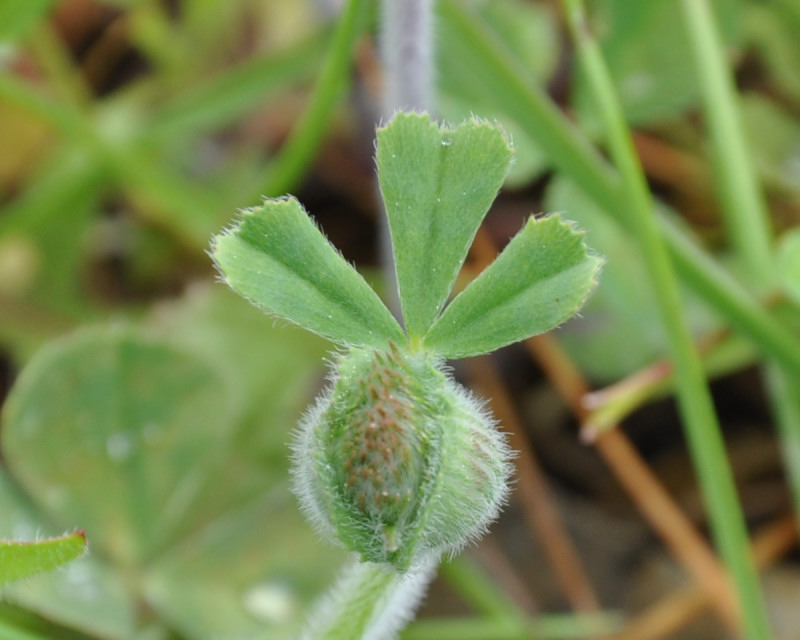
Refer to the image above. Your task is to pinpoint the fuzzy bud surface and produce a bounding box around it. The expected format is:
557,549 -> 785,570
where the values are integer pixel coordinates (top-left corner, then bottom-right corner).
293,343 -> 512,571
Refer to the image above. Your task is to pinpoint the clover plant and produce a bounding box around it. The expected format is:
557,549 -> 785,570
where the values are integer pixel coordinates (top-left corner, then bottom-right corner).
211,111 -> 602,639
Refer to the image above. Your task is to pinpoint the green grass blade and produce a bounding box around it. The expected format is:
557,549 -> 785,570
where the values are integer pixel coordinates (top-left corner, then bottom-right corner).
255,0 -> 371,199
376,112 -> 513,341
424,215 -> 601,358
562,0 -> 772,637
679,0 -> 775,288
146,28 -> 329,141
680,0 -> 800,536
212,197 -> 404,347
0,532 -> 86,586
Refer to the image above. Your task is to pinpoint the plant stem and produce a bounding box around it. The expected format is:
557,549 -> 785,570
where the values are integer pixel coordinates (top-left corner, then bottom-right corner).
300,556 -> 437,640
380,0 -> 435,115
436,0 -> 800,377
561,1 -> 772,637
679,0 -> 774,289
679,0 -> 800,533
146,28 -> 328,142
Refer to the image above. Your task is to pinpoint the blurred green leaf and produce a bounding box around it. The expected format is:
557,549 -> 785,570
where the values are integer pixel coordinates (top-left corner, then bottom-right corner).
0,1 -> 53,42
0,317 -> 343,639
2,325 -> 239,566
574,0 -> 742,125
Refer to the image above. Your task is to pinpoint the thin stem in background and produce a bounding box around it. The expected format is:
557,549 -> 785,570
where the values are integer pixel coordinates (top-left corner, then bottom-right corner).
610,514 -> 796,640
679,0 -> 775,290
435,558 -> 621,637
679,0 -> 800,535
561,0 -> 772,637
466,229 -> 600,614
466,356 -> 602,614
256,0 -> 371,199
439,556 -> 530,623
436,0 -> 800,379
525,332 -> 740,633
404,613 -> 621,640
380,0 -> 435,116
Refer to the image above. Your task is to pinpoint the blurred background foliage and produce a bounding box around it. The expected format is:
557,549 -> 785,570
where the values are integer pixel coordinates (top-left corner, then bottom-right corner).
1,0 -> 800,639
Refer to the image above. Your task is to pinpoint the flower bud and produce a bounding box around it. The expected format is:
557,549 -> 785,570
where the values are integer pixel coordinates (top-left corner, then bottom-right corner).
292,342 -> 512,571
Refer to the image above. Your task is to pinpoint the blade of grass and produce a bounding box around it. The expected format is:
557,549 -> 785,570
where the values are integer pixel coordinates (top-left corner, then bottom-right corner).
0,48 -> 224,249
561,1 -> 771,637
254,0 -> 371,199
679,0 -> 800,533
436,0 -> 800,378
439,556 -> 529,624
145,28 -> 330,141
437,559 -> 621,639
679,0 -> 775,288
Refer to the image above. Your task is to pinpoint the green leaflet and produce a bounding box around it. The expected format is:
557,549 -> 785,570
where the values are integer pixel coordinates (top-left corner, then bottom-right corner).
211,197 -> 405,348
377,112 -> 513,339
424,215 -> 603,358
0,532 -> 86,586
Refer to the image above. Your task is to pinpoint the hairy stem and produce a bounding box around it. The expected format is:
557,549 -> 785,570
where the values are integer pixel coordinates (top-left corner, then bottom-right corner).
380,0 -> 435,115
300,556 -> 437,640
